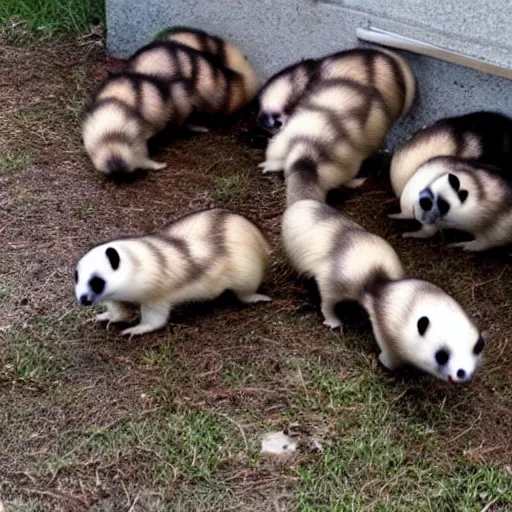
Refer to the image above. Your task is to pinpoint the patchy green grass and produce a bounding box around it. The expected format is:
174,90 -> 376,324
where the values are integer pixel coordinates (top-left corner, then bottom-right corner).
0,0 -> 104,36
212,172 -> 251,204
0,150 -> 32,174
1,34 -> 511,512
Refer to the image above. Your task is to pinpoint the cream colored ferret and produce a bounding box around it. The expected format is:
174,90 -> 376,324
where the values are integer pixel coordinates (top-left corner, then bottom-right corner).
75,209 -> 271,336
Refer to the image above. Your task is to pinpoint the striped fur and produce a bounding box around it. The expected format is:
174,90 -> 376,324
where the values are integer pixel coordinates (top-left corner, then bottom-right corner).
396,156 -> 512,250
157,26 -> 260,98
83,71 -> 195,177
128,39 -> 260,116
75,209 -> 271,336
257,47 -> 415,136
390,111 -> 512,197
260,49 -> 416,205
257,58 -> 319,134
282,199 -> 484,382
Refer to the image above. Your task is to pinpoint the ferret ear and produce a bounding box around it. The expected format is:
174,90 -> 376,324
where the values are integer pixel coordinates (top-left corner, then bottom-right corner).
458,190 -> 468,203
448,173 -> 460,191
417,316 -> 430,336
106,247 -> 120,270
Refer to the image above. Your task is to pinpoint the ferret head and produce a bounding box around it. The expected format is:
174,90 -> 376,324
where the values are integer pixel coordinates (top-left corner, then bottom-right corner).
82,102 -> 149,179
89,142 -> 142,178
385,280 -> 486,382
414,171 -> 471,227
257,76 -> 295,134
75,243 -> 129,306
257,60 -> 317,134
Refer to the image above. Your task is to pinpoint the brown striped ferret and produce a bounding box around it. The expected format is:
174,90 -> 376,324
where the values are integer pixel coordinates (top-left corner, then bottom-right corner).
259,48 -> 416,204
281,199 -> 486,382
127,34 -> 260,117
390,111 -> 512,198
75,209 -> 271,337
83,71 -> 195,177
156,26 -> 260,93
257,47 -> 415,136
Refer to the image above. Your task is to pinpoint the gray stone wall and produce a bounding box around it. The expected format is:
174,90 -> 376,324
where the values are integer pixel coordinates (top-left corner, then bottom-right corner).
107,0 -> 512,147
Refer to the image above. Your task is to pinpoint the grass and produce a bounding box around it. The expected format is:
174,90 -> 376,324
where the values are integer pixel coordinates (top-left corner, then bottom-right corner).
0,150 -> 32,174
0,0 -> 104,36
1,31 -> 512,511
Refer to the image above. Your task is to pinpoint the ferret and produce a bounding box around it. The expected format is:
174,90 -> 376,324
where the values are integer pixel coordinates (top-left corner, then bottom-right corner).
257,47 -> 416,135
128,38 -> 260,116
83,71 -> 195,177
282,199 -> 485,382
260,48 -> 416,204
390,111 -> 512,197
75,209 -> 271,336
257,58 -> 319,134
156,26 -> 260,92
396,156 -> 512,250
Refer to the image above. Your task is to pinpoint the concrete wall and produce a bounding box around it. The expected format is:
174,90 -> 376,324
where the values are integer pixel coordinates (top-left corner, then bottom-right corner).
107,0 -> 512,147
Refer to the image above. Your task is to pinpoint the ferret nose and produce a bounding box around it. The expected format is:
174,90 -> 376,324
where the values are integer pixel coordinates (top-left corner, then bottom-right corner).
419,189 -> 434,211
80,294 -> 92,306
258,113 -> 275,131
456,369 -> 466,380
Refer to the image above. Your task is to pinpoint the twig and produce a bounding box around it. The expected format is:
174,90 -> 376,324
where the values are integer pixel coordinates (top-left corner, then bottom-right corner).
296,365 -> 309,401
447,412 -> 482,445
23,488 -> 88,508
217,412 -> 249,452
472,267 -> 507,301
127,493 -> 141,512
481,497 -> 499,512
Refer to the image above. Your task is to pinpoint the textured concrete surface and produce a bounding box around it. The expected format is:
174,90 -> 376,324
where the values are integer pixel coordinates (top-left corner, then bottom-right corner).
107,0 -> 512,147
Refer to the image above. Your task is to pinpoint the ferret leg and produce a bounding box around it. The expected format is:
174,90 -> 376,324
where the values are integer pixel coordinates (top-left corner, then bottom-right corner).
320,298 -> 342,330
378,350 -> 402,371
121,301 -> 171,337
142,159 -> 167,171
388,212 -> 413,220
345,177 -> 367,189
402,223 -> 439,239
95,301 -> 133,324
449,238 -> 489,252
259,132 -> 287,173
186,124 -> 209,133
236,292 -> 272,304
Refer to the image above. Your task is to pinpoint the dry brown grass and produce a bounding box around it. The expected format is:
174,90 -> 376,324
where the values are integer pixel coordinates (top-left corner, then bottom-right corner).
0,34 -> 511,511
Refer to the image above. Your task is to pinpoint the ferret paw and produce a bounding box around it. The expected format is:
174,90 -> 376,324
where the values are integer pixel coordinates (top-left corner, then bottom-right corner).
322,317 -> 343,331
144,159 -> 167,171
186,124 -> 209,133
121,323 -> 159,338
238,293 -> 272,304
345,177 -> 367,189
388,212 -> 412,220
258,160 -> 283,174
402,229 -> 435,239
448,240 -> 487,252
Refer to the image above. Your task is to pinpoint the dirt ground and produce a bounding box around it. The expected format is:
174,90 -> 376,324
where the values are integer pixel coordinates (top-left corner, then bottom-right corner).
0,34 -> 511,511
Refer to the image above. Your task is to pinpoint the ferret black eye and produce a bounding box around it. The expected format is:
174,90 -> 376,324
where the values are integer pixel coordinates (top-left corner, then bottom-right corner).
458,190 -> 468,203
435,349 -> 450,366
417,316 -> 429,336
106,247 -> 120,270
448,173 -> 460,191
74,271 -> 79,283
89,276 -> 105,294
473,336 -> 485,355
437,197 -> 450,215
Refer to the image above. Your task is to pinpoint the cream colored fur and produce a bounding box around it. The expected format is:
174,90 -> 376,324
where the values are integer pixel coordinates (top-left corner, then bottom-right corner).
75,209 -> 271,336
129,41 -> 259,115
281,200 -> 404,329
282,200 -> 483,381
